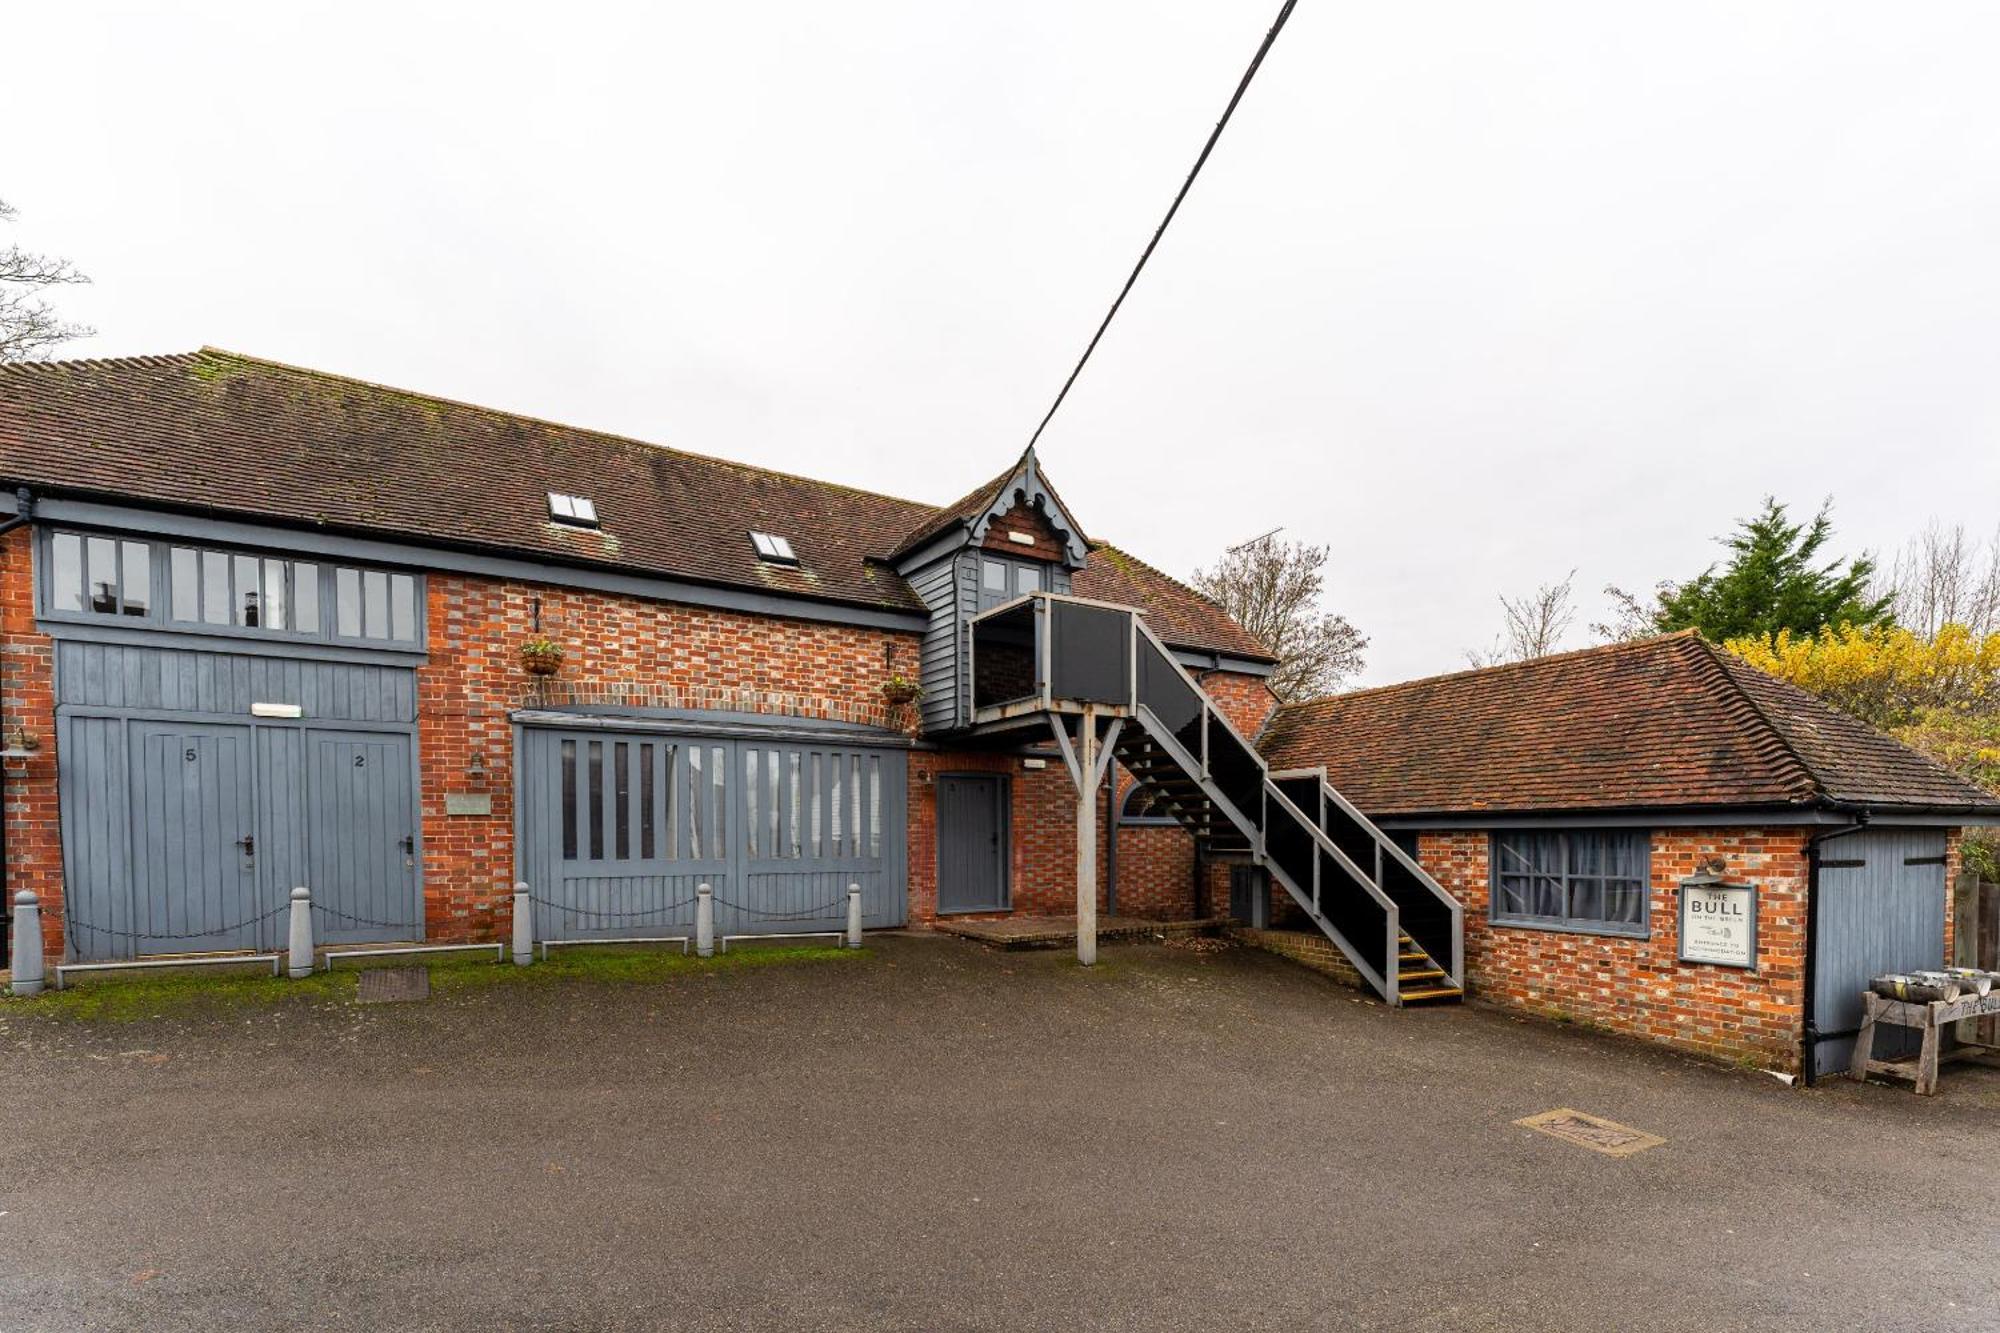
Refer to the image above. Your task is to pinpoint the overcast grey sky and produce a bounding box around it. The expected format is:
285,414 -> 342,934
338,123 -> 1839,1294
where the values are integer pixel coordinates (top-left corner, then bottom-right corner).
9,2 -> 1999,684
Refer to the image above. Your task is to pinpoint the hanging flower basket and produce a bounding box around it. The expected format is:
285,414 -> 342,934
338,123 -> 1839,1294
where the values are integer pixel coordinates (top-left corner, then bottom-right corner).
881,675 -> 923,706
520,637 -> 566,677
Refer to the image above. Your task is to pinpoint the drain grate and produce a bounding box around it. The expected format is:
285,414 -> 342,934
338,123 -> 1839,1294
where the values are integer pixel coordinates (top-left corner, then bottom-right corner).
1514,1108 -> 1665,1157
356,966 -> 431,1003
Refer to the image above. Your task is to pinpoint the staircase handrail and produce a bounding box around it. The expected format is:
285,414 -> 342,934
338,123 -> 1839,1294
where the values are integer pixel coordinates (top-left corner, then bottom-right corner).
1127,621 -> 1409,999
1270,764 -> 1466,989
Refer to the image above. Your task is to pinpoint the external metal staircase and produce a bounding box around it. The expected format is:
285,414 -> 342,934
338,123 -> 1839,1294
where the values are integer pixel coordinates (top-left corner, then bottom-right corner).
969,592 -> 1464,1006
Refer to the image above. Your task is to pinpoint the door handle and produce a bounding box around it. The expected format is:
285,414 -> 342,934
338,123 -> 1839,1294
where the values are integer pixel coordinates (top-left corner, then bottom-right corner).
238,833 -> 255,857
401,835 -> 416,855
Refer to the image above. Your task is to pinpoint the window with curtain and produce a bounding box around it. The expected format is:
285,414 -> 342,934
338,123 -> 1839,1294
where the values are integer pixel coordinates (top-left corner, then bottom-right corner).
1490,829 -> 1649,935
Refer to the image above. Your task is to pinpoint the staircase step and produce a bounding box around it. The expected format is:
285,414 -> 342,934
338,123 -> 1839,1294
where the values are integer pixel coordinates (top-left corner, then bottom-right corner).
1398,986 -> 1464,1004
1398,967 -> 1446,983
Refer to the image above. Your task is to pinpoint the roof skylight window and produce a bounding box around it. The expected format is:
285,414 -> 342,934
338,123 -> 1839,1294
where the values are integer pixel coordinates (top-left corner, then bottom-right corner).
547,492 -> 600,528
750,531 -> 799,565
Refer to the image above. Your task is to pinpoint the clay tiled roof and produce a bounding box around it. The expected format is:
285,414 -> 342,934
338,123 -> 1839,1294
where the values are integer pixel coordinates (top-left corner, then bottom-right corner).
893,463 -> 1019,557
0,349 -> 935,612
1072,543 -> 1274,663
1259,631 -> 2000,818
889,450 -> 1091,561
0,348 -> 1266,659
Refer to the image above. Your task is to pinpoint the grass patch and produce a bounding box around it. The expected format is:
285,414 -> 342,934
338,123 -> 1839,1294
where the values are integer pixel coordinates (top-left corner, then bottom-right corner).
3,965 -> 351,1024
1,943 -> 866,1023
433,943 -> 862,992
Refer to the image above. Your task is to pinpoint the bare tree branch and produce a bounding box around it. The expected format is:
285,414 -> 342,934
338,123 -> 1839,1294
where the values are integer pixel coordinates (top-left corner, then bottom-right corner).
0,196 -> 93,361
1880,520 -> 2000,638
1592,582 -> 1670,642
1467,571 -> 1576,667
1191,535 -> 1367,701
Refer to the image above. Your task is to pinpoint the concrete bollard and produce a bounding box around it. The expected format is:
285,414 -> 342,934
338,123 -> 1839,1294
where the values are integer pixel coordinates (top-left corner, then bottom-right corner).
9,890 -> 43,997
846,885 -> 862,949
512,882 -> 534,966
696,883 -> 714,958
287,886 -> 314,979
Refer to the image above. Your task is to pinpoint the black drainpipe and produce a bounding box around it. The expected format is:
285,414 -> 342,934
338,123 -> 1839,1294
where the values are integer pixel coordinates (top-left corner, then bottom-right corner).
0,488 -> 34,960
1801,802 -> 1873,1086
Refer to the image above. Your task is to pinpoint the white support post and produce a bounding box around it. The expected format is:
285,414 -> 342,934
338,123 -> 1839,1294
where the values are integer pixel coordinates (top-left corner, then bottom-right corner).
9,890 -> 43,997
1077,706 -> 1098,967
846,884 -> 862,949
696,883 -> 715,958
512,882 -> 534,966
287,886 -> 314,979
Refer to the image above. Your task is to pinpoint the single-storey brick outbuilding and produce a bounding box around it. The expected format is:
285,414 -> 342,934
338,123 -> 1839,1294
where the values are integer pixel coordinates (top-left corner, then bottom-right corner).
1259,632 -> 2000,1076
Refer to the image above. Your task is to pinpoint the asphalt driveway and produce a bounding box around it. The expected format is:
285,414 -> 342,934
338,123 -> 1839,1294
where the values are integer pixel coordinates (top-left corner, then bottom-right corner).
2,933 -> 1997,1332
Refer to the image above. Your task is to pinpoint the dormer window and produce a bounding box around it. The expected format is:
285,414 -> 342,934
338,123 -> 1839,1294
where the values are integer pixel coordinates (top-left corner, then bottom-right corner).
547,492 -> 600,528
750,531 -> 799,565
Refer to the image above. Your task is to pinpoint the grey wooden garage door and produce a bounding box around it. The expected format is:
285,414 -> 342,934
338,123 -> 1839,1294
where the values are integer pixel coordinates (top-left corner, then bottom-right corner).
1812,827 -> 1949,1078
518,726 -> 908,942
60,716 -> 419,959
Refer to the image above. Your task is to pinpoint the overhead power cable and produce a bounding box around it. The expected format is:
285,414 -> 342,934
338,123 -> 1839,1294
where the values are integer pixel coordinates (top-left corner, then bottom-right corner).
1023,0 -> 1302,452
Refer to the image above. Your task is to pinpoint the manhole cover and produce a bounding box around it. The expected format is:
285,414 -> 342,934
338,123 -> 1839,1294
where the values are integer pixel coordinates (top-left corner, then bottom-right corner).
357,966 -> 431,1003
1514,1108 -> 1665,1157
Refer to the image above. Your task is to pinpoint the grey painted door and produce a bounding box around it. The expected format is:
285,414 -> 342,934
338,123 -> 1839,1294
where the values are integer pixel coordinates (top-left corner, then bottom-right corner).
936,774 -> 1007,914
55,643 -> 422,962
60,715 -> 422,960
1812,828 -> 1949,1078
518,727 -> 908,942
307,730 -> 421,943
127,722 -> 260,954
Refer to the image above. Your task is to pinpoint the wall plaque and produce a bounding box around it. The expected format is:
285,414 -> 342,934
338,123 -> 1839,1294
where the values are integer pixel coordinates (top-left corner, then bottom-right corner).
1679,877 -> 1756,968
444,792 -> 493,817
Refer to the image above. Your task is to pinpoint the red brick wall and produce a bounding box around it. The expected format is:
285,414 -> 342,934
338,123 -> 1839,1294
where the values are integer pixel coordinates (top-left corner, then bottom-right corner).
1107,813 -> 1197,919
979,499 -> 1068,564
417,576 -> 1262,936
415,572 -> 926,944
0,527 -> 1265,960
1102,666 -> 1273,922
1945,828 -> 1965,961
1196,669 -> 1279,738
0,526 -> 61,960
1188,670 -> 1280,917
1416,828 -> 1812,1068
908,754 -> 1122,922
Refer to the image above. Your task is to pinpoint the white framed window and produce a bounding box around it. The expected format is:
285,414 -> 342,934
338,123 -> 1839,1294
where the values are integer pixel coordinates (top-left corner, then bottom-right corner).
547,492 -> 600,528
750,531 -> 799,564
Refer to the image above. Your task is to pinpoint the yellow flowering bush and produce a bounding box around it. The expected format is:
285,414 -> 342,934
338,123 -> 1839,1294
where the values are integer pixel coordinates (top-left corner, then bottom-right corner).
1724,623 -> 2000,731
1726,623 -> 2000,877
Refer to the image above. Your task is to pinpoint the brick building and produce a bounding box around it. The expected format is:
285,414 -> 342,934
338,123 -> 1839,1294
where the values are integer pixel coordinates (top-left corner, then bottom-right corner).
0,348 -> 1327,985
1259,633 -> 2000,1077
